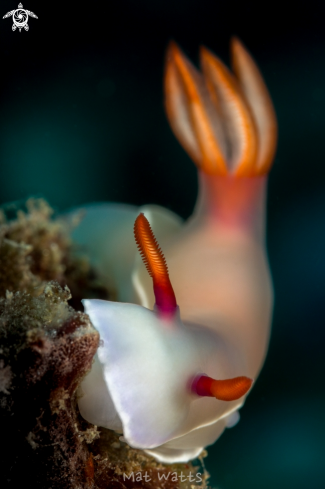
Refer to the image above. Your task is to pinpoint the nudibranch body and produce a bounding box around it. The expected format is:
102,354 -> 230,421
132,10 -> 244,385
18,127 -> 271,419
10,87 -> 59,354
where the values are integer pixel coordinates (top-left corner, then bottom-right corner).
73,38 -> 277,463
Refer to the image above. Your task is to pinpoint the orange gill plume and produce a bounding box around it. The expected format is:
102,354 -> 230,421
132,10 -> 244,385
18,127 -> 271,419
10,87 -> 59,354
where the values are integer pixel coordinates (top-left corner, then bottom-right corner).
134,213 -> 177,316
164,38 -> 277,177
193,375 -> 254,402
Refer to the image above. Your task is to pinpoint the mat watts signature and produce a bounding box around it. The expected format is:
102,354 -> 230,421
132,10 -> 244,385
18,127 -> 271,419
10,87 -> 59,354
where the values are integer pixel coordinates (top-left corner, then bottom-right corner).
123,471 -> 203,483
3,3 -> 38,32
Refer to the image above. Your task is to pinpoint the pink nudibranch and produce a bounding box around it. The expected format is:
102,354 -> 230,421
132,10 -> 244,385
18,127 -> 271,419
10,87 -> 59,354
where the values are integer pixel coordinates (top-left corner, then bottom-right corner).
74,38 -> 277,463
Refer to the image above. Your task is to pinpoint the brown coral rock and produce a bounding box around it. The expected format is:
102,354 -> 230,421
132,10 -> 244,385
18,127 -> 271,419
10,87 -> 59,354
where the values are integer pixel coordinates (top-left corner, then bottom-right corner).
0,200 -> 207,489
0,198 -> 109,307
0,282 -> 100,488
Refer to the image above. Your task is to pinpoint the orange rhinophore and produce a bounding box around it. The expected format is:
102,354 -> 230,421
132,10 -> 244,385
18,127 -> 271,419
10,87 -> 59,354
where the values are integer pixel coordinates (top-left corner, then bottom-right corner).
134,213 -> 177,316
193,375 -> 254,402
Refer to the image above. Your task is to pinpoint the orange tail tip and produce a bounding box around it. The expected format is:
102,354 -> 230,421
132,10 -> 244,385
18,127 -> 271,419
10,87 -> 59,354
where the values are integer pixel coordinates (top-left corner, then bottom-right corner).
134,213 -> 177,316
164,40 -> 277,177
193,374 -> 253,401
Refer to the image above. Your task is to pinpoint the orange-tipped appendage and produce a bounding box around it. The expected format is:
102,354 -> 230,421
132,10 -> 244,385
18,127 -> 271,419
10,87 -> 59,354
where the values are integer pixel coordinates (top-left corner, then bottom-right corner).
231,37 -> 277,175
164,39 -> 277,178
193,374 -> 253,401
134,213 -> 177,315
200,46 -> 258,177
165,42 -> 228,176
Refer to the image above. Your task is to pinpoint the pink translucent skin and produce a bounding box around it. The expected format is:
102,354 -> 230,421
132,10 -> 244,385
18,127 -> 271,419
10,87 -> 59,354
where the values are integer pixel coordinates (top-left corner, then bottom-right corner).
134,174 -> 272,381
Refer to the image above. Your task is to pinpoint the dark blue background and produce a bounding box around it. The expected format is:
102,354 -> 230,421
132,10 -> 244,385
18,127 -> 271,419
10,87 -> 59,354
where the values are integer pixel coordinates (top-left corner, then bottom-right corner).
1,1 -> 325,487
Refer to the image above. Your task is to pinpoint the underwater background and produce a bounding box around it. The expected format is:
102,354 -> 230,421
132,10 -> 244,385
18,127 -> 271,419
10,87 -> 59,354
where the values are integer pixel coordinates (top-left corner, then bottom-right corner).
1,0 -> 325,488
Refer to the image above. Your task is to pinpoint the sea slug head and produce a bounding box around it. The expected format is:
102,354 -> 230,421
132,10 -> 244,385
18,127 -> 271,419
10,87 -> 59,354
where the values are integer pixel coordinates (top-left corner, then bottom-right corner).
78,214 -> 253,461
